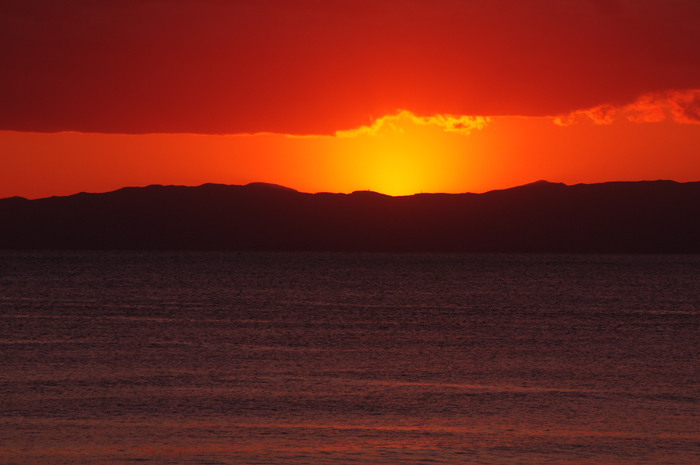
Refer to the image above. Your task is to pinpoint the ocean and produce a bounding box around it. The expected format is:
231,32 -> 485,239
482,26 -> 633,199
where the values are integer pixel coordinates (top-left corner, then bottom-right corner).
1,251 -> 698,464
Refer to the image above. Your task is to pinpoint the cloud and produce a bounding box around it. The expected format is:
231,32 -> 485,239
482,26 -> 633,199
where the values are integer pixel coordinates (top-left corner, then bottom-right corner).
1,0 -> 699,134
335,111 -> 490,138
554,105 -> 617,126
668,90 -> 700,124
624,94 -> 669,123
555,89 -> 700,126
416,114 -> 491,134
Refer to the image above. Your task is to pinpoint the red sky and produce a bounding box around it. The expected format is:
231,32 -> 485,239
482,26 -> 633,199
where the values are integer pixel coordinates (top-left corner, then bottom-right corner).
1,0 -> 699,197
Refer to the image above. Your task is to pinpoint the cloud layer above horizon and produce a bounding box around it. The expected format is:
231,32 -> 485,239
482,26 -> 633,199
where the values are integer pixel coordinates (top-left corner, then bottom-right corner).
2,0 -> 700,135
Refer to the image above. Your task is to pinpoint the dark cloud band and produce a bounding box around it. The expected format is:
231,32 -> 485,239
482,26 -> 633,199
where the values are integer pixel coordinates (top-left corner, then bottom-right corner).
1,0 -> 699,134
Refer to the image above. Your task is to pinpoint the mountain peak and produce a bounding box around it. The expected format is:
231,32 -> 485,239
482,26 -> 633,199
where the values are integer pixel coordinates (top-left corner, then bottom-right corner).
243,182 -> 298,192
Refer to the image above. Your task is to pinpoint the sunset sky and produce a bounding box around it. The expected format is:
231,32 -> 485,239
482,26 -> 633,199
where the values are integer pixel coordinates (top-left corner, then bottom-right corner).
2,0 -> 699,198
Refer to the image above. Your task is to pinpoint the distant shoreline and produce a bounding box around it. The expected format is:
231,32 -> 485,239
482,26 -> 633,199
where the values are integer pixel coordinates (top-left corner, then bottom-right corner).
2,180 -> 699,253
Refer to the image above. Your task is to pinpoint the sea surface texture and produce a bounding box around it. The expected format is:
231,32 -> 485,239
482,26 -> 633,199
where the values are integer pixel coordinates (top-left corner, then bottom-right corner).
1,252 -> 699,464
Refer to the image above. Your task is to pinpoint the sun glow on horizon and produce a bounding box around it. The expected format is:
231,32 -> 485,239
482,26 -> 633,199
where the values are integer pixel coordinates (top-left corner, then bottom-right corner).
2,100 -> 700,200
324,111 -> 490,195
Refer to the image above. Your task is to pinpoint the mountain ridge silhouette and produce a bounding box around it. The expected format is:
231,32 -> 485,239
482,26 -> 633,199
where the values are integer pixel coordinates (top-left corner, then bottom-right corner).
2,180 -> 699,252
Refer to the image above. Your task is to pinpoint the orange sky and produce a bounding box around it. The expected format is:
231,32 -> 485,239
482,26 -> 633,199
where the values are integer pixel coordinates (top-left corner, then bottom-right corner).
1,1 -> 699,198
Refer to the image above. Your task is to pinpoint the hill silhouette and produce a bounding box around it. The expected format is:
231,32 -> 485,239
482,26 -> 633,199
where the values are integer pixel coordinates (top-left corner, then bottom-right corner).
1,180 -> 699,252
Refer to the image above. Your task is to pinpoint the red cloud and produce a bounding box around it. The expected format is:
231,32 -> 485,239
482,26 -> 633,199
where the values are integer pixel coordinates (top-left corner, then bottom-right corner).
1,0 -> 699,134
555,89 -> 700,125
668,90 -> 700,124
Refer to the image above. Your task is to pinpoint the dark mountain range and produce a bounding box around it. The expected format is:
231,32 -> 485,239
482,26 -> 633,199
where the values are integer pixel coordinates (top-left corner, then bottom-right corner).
2,180 -> 699,252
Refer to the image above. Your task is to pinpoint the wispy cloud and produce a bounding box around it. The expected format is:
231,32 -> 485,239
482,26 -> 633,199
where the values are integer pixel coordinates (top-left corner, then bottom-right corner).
555,89 -> 700,126
335,111 -> 490,138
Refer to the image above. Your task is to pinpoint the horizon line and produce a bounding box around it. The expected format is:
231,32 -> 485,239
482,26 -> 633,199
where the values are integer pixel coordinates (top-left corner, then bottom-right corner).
3,179 -> 694,202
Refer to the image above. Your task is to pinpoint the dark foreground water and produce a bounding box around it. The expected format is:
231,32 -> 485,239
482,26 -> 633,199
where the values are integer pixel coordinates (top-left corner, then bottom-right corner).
1,251 -> 698,464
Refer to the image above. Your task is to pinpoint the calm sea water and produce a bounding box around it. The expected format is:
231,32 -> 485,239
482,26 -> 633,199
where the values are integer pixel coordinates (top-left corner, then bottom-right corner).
1,251 -> 698,464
